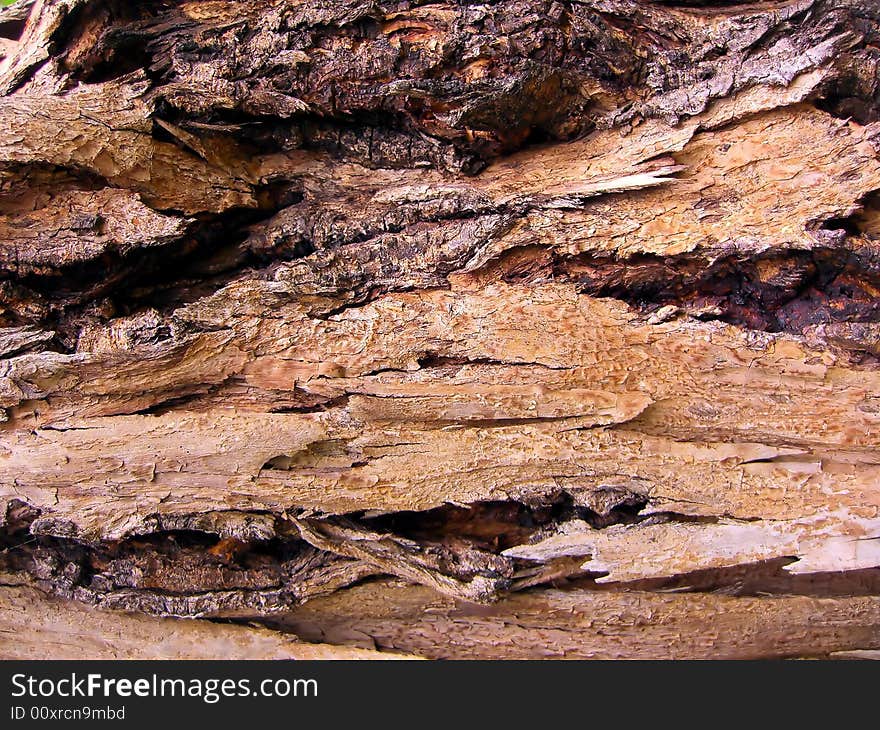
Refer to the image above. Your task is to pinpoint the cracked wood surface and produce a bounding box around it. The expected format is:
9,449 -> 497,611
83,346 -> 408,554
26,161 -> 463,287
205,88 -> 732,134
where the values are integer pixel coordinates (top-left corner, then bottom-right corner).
2,0 -> 880,658
0,582 -> 410,659
275,579 -> 880,660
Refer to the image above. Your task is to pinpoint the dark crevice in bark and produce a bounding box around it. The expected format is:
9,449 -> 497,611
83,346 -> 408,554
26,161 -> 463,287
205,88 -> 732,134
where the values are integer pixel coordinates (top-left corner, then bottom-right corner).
468,234 -> 880,354
0,509 -> 367,617
266,393 -> 353,415
0,201 -> 306,350
584,557 -> 880,598
4,486 -> 877,615
340,499 -> 714,557
572,247 -> 880,334
59,5 -> 167,85
103,211 -> 285,315
487,238 -> 880,356
127,378 -> 237,418
413,353 -> 526,370
815,80 -> 880,125
361,499 -> 573,554
576,496 -> 650,529
0,162 -> 111,205
0,16 -> 27,42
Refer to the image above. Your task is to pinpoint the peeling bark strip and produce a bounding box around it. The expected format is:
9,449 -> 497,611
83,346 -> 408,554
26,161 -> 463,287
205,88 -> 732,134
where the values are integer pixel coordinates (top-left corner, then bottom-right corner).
1,0 -> 880,659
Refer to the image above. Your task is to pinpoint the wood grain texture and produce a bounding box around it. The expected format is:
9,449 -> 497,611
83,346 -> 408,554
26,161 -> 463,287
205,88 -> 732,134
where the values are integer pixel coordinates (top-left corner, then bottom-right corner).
0,582 -> 412,659
275,579 -> 880,660
1,0 -> 880,658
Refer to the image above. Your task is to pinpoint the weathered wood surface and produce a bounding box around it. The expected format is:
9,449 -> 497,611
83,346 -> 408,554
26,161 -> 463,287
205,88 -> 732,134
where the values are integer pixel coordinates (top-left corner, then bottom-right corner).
2,0 -> 880,658
0,581 -> 411,659
275,578 -> 880,660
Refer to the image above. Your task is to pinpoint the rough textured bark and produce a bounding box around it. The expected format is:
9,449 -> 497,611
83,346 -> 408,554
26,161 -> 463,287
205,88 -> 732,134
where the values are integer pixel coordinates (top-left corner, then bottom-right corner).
0,579 -> 410,659
2,0 -> 880,659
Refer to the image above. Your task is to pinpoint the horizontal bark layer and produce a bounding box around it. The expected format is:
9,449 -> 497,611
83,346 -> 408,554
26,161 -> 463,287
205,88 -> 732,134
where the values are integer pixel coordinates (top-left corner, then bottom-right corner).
2,0 -> 880,658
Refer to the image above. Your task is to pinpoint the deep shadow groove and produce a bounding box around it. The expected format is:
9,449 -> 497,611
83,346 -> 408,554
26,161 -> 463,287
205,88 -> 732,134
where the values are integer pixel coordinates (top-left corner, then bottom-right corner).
542,244 -> 880,339
54,0 -> 170,84
267,394 -> 352,415
0,16 -> 27,42
361,498 -> 575,553
0,514 -> 353,613
6,493 -> 880,607
129,384 -> 225,418
0,162 -> 110,207
814,71 -> 880,125
576,494 -> 649,529
2,196 -> 307,350
821,216 -> 863,238
580,557 -> 880,598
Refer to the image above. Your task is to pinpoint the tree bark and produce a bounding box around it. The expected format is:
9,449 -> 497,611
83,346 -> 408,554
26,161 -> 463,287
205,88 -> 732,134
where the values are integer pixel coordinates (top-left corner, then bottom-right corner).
1,0 -> 880,659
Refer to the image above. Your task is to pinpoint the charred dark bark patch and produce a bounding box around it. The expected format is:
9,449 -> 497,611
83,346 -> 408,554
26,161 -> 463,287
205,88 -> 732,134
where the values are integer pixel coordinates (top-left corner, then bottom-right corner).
0,203 -> 311,350
362,499 -> 570,553
3,492 -> 791,614
56,0 -> 169,84
549,245 -> 880,344
0,507 -> 374,617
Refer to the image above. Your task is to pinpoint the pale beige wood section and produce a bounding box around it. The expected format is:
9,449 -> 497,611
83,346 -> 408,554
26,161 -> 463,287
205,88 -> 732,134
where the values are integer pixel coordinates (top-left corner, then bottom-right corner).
3,283 -> 879,583
280,580 -> 880,660
0,584 -> 417,660
0,71 -> 254,213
